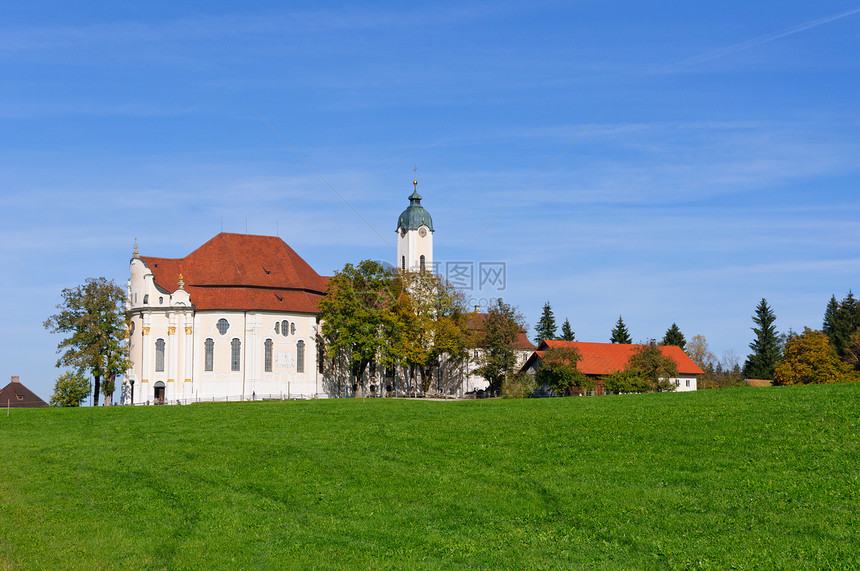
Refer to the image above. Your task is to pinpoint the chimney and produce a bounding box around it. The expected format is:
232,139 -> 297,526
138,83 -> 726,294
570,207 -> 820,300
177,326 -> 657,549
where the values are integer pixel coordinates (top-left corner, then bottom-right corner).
11,376 -> 20,383
649,339 -> 656,347
473,305 -> 480,313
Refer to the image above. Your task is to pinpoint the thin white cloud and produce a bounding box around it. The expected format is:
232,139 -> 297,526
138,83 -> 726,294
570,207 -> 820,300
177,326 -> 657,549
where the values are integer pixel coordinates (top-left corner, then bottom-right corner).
660,7 -> 860,72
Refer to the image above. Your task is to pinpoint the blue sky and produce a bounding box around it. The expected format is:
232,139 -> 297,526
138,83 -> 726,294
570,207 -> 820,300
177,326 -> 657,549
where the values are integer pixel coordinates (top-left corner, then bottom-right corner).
2,1 -> 859,401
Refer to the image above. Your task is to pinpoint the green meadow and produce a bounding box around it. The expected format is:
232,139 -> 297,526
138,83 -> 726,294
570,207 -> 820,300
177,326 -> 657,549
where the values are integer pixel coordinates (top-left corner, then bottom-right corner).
1,384 -> 858,570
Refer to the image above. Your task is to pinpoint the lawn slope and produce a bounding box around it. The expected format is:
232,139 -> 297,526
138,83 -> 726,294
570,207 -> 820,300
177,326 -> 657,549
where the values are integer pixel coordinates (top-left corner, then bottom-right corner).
1,384 -> 858,569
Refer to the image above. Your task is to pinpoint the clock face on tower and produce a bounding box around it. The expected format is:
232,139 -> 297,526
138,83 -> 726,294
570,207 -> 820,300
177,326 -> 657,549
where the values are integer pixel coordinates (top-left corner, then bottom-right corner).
419,227 -> 427,237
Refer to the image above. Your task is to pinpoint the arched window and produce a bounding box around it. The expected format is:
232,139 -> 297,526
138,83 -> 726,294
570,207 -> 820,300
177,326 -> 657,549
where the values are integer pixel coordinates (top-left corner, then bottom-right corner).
274,321 -> 280,334
401,256 -> 406,271
231,338 -> 241,371
296,340 -> 305,373
143,294 -> 149,305
155,338 -> 165,372
282,320 -> 289,337
420,255 -> 426,272
217,319 -> 229,335
204,338 -> 214,371
264,339 -> 273,372
291,322 -> 296,335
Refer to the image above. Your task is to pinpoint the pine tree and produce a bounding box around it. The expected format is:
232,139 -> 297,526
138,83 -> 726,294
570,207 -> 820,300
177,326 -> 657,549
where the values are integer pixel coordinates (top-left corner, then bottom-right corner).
560,318 -> 575,341
661,323 -> 686,349
610,316 -> 632,344
823,292 -> 860,359
743,298 -> 781,380
533,301 -> 558,344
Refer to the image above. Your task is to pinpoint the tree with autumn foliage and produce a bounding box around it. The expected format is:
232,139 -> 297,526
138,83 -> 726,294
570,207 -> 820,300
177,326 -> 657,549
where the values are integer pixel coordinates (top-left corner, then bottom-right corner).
391,270 -> 469,393
43,277 -> 131,406
773,328 -> 859,385
319,261 -> 470,396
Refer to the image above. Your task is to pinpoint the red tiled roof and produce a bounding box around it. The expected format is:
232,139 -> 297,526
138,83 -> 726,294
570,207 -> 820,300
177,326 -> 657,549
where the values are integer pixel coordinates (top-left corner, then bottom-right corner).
530,340 -> 705,376
465,312 -> 536,351
141,233 -> 329,313
0,379 -> 48,407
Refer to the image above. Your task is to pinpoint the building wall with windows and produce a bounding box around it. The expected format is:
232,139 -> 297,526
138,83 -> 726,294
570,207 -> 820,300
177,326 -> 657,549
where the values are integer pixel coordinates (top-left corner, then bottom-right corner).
125,233 -> 328,404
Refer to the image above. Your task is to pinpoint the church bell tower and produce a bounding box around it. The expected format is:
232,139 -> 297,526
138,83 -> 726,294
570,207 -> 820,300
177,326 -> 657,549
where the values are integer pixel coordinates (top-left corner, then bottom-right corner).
396,178 -> 434,272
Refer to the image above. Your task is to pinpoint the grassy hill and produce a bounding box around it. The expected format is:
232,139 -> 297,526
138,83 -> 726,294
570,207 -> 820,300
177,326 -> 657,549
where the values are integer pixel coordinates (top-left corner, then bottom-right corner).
1,384 -> 858,569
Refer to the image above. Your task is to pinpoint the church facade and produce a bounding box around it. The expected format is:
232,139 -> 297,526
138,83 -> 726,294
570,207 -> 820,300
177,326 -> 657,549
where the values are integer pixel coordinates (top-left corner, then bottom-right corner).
123,233 -> 328,404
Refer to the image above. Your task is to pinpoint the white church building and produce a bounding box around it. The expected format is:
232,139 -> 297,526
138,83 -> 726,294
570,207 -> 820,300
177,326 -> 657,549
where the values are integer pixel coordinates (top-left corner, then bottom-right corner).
123,183 -> 448,404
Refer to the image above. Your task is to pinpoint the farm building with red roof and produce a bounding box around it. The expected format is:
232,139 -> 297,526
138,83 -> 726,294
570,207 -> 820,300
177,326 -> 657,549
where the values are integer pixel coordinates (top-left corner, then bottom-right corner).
521,339 -> 704,394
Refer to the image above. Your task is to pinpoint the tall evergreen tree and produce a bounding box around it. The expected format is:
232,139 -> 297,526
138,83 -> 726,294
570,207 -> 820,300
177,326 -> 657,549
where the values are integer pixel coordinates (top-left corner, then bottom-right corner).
660,323 -> 686,349
610,316 -> 632,344
560,318 -> 575,341
823,292 -> 860,359
533,301 -> 558,344
743,298 -> 781,380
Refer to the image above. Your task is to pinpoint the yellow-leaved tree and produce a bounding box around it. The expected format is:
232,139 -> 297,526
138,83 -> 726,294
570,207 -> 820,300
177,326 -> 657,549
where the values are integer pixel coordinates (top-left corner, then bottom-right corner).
773,328 -> 859,385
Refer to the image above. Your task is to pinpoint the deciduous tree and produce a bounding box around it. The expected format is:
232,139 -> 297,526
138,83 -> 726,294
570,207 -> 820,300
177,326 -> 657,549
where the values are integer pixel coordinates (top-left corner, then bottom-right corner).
627,343 -> 678,392
773,328 -> 858,385
43,277 -> 131,406
318,260 -> 399,395
49,370 -> 91,407
743,298 -> 781,380
534,346 -> 588,396
474,299 -> 526,396
392,270 -> 469,392
686,334 -> 715,371
610,316 -> 632,344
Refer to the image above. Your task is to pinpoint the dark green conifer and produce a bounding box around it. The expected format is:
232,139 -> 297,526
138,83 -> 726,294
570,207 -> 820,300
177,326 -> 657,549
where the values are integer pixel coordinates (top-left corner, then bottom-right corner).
533,301 -> 558,345
823,292 -> 860,359
610,316 -> 632,344
743,298 -> 781,380
660,323 -> 686,349
560,318 -> 575,341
